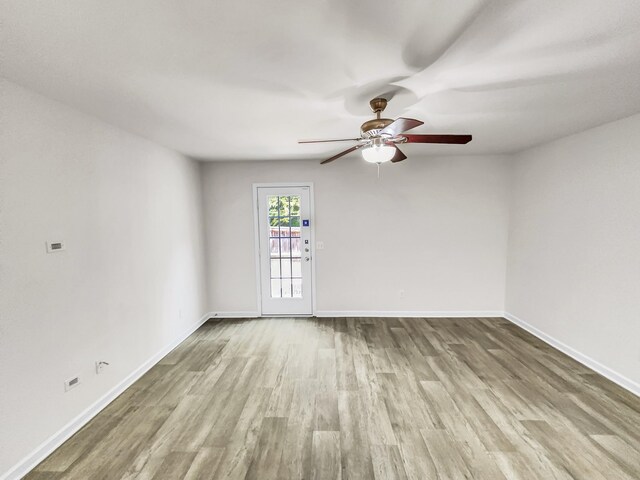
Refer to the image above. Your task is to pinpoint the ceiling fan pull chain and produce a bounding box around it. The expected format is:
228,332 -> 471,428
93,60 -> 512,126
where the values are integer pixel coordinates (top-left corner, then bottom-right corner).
377,162 -> 381,179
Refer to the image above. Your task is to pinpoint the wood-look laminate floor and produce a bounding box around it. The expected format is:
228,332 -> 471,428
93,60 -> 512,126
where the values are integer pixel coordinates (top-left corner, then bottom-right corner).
27,317 -> 640,480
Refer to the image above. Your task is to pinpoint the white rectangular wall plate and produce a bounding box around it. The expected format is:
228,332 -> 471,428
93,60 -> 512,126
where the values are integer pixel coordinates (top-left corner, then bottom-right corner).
46,240 -> 65,253
95,361 -> 109,374
64,375 -> 80,392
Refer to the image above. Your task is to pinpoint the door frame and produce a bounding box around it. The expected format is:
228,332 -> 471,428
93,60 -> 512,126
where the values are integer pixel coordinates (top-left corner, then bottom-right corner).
252,182 -> 317,317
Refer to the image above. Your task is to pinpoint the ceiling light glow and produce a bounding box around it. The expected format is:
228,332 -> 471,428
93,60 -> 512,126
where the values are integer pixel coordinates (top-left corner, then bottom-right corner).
361,144 -> 395,163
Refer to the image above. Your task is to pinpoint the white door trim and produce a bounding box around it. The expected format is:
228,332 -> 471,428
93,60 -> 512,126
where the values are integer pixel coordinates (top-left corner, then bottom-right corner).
252,182 -> 316,317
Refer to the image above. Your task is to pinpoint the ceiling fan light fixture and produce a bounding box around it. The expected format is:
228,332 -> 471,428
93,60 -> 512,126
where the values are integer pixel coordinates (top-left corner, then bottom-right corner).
361,143 -> 395,164
299,97 -> 471,165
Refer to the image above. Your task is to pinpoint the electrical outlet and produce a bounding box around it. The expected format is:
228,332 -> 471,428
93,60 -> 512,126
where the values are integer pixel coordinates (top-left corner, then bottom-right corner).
46,240 -> 65,253
316,241 -> 325,250
64,375 -> 80,391
399,289 -> 406,299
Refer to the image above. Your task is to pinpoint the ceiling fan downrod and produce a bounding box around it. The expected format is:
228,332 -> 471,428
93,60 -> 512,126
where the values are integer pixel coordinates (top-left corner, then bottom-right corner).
369,97 -> 387,119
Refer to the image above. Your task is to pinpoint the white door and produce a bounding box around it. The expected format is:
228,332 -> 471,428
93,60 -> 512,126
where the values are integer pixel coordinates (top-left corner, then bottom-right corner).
256,186 -> 313,316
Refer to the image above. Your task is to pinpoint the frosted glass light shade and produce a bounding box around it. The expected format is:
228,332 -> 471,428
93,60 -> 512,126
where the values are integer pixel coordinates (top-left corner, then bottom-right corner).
362,144 -> 395,163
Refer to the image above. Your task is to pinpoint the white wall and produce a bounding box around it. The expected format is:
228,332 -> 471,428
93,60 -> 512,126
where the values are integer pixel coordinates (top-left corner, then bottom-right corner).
201,156 -> 510,315
506,113 -> 640,391
0,81 -> 208,477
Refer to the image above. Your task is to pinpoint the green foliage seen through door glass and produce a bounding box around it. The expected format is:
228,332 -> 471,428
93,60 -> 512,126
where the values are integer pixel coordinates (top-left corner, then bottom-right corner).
269,195 -> 300,218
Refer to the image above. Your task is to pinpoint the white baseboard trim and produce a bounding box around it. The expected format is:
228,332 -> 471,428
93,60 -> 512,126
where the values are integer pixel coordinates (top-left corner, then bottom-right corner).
207,310 -> 503,319
314,310 -> 504,318
207,311 -> 260,319
2,313 -> 212,480
504,312 -> 640,398
208,310 -> 504,319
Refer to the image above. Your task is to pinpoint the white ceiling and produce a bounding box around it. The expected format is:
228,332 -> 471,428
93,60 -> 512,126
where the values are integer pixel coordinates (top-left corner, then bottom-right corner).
3,0 -> 640,161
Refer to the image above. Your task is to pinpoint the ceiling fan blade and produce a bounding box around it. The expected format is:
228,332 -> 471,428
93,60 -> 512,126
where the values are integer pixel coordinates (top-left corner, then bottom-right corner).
403,134 -> 472,144
299,138 -> 362,144
390,145 -> 407,163
380,117 -> 424,136
320,144 -> 365,165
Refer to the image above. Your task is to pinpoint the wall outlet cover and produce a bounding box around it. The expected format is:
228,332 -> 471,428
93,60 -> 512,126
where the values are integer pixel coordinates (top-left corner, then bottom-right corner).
46,240 -> 66,253
64,376 -> 80,391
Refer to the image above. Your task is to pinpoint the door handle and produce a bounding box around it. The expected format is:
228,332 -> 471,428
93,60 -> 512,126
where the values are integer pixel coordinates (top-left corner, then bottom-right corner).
305,257 -> 310,262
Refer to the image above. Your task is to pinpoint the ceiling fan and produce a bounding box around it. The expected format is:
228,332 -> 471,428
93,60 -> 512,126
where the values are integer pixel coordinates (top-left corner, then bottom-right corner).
299,97 -> 472,165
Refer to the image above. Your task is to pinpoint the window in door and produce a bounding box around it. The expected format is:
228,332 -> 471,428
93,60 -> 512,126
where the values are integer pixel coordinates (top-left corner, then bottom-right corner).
268,195 -> 302,298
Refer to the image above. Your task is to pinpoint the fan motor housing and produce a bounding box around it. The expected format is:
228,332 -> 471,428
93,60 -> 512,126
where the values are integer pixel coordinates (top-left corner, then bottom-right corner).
360,118 -> 394,138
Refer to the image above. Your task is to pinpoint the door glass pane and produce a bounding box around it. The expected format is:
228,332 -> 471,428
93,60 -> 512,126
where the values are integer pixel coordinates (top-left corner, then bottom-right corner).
268,197 -> 279,216
292,258 -> 301,277
280,258 -> 292,278
291,237 -> 301,257
278,197 -> 290,217
292,279 -> 302,297
282,280 -> 292,297
271,279 -> 281,298
268,195 -> 302,298
270,259 -> 280,278
280,238 -> 290,256
290,196 -> 300,216
270,238 -> 280,257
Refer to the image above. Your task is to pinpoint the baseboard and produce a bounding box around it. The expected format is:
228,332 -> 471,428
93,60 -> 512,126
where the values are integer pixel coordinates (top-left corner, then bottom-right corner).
207,311 -> 260,319
207,310 -> 504,319
209,310 -> 504,319
2,313 -> 212,480
504,312 -> 640,397
314,310 -> 504,318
